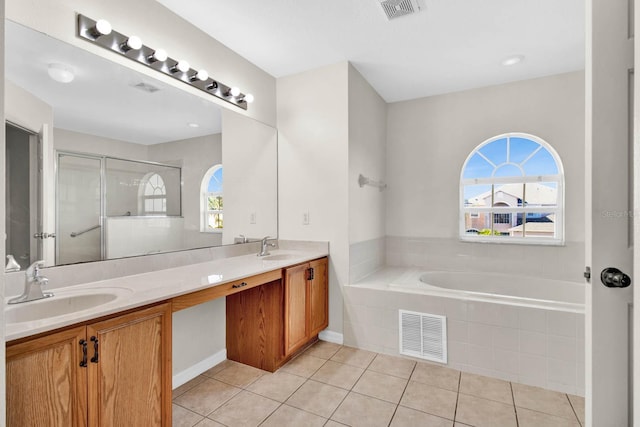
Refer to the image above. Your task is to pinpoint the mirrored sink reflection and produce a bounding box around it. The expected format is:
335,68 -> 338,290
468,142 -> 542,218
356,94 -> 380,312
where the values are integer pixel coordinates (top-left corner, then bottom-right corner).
5,288 -> 132,324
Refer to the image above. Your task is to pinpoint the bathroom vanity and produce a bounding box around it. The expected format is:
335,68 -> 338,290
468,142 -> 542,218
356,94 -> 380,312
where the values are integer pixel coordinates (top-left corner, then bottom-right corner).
5,250 -> 328,426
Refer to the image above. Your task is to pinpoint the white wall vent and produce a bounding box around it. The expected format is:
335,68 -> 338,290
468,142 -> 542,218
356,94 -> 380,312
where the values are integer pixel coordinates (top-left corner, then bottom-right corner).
378,0 -> 422,21
399,309 -> 447,363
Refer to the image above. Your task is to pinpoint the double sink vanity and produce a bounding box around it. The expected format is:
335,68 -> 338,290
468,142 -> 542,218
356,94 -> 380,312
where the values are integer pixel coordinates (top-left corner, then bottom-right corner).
5,246 -> 329,426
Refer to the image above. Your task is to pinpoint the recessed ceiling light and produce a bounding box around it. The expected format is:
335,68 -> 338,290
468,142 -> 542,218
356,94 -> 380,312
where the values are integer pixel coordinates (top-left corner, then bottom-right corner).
47,63 -> 75,83
188,123 -> 199,128
501,55 -> 525,66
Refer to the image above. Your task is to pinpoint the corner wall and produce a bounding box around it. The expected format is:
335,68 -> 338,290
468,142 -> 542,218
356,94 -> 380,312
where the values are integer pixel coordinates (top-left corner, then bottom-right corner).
277,62 -> 350,336
348,65 -> 387,284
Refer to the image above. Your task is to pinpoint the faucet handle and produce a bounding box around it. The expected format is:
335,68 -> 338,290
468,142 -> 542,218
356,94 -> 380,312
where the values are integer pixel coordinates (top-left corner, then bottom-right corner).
25,260 -> 45,278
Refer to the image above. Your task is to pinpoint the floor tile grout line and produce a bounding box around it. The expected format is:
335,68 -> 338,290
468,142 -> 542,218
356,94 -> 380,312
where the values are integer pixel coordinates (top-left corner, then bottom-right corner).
510,382 -> 520,427
387,361 -> 419,427
452,372 -> 462,424
565,393 -> 583,426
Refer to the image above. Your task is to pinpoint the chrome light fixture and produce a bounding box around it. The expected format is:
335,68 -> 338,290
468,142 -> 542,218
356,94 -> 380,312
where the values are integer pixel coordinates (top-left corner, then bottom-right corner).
77,14 -> 252,110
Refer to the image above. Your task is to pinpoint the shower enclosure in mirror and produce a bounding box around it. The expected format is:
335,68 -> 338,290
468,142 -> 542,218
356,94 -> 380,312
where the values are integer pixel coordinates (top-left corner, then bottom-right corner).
5,20 -> 278,268
56,153 -> 182,265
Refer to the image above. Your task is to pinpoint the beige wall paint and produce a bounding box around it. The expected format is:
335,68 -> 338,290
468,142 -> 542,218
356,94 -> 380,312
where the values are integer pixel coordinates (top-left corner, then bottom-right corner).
348,64 -> 387,244
277,62 -> 350,335
6,0 -> 276,126
387,71 -> 585,242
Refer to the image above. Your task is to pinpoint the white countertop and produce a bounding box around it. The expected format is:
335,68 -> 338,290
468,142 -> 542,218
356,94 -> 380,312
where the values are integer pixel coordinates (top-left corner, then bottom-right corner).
5,248 -> 328,342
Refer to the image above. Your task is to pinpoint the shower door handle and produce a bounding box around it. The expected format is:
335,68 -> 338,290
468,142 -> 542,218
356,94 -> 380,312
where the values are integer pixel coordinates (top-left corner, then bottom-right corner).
33,232 -> 56,239
600,267 -> 631,288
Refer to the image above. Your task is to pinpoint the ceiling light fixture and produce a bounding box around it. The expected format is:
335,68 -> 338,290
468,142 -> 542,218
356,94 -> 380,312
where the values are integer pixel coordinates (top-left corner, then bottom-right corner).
501,54 -> 525,66
76,14 -> 251,110
47,63 -> 75,83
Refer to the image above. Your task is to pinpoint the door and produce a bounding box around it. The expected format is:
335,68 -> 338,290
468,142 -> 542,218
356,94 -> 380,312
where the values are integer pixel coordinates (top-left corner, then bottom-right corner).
309,258 -> 329,337
588,0 -> 635,425
284,263 -> 309,355
86,303 -> 171,427
6,326 -> 88,427
56,152 -> 103,265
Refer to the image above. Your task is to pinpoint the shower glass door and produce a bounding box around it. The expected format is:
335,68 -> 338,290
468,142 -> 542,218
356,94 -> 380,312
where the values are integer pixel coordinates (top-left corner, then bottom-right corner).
56,153 -> 103,265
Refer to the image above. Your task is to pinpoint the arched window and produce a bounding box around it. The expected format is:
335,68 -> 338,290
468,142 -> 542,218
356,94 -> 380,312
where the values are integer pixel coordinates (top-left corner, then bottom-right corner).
142,172 -> 167,215
460,133 -> 564,244
200,164 -> 223,232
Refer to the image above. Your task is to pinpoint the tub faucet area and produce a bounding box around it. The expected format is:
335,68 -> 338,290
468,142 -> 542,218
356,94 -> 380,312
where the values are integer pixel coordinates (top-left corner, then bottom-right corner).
8,260 -> 54,304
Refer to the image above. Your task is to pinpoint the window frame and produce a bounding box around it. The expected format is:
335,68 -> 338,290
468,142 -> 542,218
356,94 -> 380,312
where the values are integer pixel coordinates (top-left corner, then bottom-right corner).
459,132 -> 565,245
200,164 -> 223,234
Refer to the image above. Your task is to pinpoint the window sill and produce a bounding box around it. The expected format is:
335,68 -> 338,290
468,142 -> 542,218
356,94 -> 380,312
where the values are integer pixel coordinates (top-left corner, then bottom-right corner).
201,229 -> 223,234
459,236 -> 565,246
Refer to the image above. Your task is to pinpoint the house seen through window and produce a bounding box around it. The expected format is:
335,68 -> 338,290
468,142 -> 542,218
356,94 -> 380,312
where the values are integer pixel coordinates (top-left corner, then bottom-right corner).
460,133 -> 564,244
201,165 -> 223,232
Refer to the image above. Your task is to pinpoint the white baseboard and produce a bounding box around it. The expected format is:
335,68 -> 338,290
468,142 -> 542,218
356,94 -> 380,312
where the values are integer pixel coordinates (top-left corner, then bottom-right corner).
319,330 -> 344,345
172,349 -> 227,389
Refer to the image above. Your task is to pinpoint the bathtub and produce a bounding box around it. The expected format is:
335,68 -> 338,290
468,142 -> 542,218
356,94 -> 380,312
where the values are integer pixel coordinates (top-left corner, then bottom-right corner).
389,269 -> 584,313
347,267 -> 586,395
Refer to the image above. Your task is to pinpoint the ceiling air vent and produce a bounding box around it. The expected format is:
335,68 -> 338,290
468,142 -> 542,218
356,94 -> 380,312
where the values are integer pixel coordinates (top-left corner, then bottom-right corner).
379,0 -> 421,20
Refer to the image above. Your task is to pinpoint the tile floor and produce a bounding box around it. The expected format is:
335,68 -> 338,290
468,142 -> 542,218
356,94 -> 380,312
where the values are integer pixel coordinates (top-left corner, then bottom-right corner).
173,341 -> 585,427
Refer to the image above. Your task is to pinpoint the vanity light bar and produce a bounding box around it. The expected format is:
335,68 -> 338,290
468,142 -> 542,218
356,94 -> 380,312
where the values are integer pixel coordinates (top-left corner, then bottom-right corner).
77,14 -> 252,110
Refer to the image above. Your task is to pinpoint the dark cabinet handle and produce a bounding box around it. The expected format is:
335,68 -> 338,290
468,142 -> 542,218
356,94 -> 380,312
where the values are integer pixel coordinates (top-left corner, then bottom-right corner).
79,339 -> 88,367
232,282 -> 248,289
90,336 -> 99,363
307,267 -> 315,281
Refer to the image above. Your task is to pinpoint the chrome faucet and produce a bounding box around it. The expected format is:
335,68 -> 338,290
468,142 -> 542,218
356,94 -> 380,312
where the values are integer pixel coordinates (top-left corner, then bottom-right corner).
257,236 -> 276,257
8,260 -> 54,304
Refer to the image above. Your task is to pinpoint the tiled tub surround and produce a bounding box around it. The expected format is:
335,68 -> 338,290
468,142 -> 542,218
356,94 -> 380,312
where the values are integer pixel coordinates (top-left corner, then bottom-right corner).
344,268 -> 585,396
4,241 -> 328,341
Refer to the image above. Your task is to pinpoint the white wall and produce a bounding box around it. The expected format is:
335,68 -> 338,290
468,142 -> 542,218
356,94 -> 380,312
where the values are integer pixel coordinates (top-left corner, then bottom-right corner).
347,64 -> 387,283
277,62 -> 350,335
221,110 -> 278,245
385,71 -> 586,282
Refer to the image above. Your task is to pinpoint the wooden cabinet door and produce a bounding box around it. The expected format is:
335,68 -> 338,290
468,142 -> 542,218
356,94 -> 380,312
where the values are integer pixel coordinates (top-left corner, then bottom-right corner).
86,303 -> 172,427
6,326 -> 88,427
308,257 -> 329,337
284,263 -> 310,355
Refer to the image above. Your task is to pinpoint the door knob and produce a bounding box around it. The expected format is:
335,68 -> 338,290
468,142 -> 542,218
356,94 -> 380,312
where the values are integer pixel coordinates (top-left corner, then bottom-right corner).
600,267 -> 631,288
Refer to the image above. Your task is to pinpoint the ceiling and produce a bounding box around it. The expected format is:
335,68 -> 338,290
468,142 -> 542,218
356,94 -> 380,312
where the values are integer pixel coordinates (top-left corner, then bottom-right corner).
156,0 -> 585,103
6,20 -> 222,145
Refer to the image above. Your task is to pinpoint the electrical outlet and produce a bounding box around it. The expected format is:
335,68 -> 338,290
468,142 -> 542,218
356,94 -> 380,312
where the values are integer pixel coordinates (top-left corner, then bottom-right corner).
249,212 -> 256,224
303,211 -> 310,225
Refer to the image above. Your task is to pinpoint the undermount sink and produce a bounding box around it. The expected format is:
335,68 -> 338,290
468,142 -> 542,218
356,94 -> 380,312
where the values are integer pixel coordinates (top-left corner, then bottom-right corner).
261,254 -> 300,262
5,290 -> 128,324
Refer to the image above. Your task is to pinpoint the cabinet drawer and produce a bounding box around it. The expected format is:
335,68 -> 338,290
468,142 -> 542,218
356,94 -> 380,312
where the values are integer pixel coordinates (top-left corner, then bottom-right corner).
172,269 -> 282,312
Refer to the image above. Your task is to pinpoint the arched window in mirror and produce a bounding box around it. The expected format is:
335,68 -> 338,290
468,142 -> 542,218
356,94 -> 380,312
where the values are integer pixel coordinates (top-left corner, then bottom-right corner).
141,172 -> 167,215
201,165 -> 223,232
460,133 -> 564,244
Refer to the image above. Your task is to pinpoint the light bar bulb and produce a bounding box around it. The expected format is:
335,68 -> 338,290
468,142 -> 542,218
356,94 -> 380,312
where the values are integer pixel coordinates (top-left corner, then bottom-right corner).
190,69 -> 209,82
229,86 -> 240,97
90,19 -> 112,38
148,49 -> 167,63
121,35 -> 142,52
244,93 -> 255,103
177,60 -> 190,73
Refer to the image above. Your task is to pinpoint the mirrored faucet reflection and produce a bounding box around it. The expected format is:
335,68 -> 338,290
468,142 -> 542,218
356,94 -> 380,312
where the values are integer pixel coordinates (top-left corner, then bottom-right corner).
8,260 -> 54,304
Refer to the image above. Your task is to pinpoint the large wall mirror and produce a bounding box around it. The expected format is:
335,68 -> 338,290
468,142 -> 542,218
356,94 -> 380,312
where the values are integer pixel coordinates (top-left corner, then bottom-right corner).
5,20 -> 278,269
